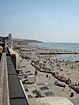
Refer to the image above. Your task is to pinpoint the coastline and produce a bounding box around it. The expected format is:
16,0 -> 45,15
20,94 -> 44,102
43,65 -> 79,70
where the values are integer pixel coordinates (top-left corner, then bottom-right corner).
15,43 -> 79,83
14,43 -> 79,103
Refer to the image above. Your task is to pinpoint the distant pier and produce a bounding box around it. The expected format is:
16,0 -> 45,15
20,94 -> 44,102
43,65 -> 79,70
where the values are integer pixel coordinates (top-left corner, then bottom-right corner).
39,52 -> 79,55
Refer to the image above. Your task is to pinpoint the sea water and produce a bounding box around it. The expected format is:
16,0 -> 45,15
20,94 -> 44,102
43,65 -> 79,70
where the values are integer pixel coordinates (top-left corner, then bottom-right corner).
30,42 -> 79,61
30,42 -> 79,51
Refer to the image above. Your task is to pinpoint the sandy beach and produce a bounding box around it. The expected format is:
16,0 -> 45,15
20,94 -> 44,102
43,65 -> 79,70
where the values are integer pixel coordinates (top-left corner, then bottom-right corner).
17,44 -> 79,84
14,44 -> 79,104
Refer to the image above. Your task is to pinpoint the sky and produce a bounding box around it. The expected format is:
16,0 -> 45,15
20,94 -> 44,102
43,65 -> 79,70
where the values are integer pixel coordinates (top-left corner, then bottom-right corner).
0,0 -> 79,42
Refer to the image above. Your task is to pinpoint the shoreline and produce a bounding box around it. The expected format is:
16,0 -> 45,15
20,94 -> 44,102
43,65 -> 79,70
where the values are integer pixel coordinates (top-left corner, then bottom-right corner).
15,44 -> 79,83
14,43 -> 79,102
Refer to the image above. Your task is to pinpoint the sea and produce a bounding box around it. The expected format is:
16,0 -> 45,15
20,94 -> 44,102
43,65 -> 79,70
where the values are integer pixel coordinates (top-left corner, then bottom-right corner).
30,42 -> 79,61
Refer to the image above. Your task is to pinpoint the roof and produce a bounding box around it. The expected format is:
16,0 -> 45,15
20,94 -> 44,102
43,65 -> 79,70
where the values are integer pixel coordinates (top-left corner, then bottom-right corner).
28,97 -> 74,105
7,51 -> 29,105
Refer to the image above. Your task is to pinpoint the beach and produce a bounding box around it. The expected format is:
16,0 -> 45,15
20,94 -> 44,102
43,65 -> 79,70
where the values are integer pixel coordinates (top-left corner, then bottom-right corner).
14,43 -> 79,104
17,43 -> 79,83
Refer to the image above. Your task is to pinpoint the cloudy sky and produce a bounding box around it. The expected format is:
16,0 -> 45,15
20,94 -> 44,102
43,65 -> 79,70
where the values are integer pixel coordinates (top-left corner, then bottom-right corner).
0,0 -> 79,42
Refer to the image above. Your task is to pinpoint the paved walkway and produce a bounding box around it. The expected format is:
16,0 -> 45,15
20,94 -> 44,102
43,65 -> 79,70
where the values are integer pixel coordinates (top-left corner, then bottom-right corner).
20,59 -> 79,101
0,53 -> 10,105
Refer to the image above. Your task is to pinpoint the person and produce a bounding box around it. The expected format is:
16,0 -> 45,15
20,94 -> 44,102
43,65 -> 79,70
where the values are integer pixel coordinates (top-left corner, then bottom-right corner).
62,85 -> 66,91
35,69 -> 38,75
70,92 -> 74,97
46,74 -> 48,78
35,91 -> 41,98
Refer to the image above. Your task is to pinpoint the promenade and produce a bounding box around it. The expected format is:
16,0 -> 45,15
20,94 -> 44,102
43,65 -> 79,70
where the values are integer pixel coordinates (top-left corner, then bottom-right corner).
0,53 -> 10,105
19,59 -> 79,105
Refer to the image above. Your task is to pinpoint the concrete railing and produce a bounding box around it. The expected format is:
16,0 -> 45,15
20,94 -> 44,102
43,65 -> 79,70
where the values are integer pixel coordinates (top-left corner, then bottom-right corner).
0,53 -> 10,105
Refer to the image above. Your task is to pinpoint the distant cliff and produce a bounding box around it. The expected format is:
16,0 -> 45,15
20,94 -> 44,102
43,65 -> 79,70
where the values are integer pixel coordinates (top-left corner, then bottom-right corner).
13,38 -> 43,44
23,39 -> 43,44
